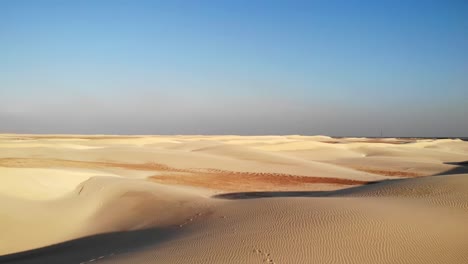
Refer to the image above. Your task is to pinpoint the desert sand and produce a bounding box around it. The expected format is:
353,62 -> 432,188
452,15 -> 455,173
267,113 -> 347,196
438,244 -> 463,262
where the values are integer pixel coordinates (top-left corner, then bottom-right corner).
0,134 -> 467,263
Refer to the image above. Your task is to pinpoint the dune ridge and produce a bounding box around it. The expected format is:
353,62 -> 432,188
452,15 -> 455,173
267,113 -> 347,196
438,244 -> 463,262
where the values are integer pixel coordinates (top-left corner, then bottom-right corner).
1,134 -> 467,263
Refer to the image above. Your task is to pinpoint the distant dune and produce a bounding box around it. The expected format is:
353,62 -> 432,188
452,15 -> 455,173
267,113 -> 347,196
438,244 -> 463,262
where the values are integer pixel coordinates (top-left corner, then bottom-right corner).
0,135 -> 467,263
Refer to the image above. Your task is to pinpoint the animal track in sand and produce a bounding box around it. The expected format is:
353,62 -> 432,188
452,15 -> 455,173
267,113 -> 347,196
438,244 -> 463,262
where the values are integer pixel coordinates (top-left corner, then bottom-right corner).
79,253 -> 114,263
253,248 -> 275,263
177,212 -> 204,228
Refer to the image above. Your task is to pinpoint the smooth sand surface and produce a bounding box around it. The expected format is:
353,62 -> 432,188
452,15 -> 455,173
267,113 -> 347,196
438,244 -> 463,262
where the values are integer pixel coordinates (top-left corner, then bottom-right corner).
0,134 -> 467,263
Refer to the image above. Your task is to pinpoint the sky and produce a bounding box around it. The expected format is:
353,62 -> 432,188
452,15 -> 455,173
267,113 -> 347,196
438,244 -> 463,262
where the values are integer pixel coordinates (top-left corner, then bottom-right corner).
1,0 -> 467,137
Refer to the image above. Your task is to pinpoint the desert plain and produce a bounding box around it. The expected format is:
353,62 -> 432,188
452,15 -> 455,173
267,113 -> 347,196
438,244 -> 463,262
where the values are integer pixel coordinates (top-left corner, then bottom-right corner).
0,134 -> 467,264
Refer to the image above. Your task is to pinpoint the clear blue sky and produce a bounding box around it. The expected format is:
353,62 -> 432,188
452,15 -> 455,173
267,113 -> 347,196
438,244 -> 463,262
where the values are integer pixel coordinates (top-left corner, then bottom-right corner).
1,0 -> 467,136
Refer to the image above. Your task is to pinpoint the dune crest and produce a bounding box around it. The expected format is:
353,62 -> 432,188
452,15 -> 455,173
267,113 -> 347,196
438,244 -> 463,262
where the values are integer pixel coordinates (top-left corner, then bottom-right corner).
1,135 -> 467,263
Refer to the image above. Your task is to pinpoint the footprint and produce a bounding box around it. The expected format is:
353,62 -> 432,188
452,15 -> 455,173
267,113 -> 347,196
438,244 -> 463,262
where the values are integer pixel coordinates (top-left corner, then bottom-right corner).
252,248 -> 275,264
177,212 -> 204,228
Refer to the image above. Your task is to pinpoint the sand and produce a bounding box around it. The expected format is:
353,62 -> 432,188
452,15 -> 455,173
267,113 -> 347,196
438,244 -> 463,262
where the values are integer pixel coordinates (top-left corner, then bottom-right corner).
0,134 -> 467,263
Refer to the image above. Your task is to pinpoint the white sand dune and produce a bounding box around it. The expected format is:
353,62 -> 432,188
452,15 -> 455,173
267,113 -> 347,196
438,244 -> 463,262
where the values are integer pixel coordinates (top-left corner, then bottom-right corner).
0,176 -> 208,256
101,177 -> 468,264
0,135 -> 467,263
0,167 -> 111,200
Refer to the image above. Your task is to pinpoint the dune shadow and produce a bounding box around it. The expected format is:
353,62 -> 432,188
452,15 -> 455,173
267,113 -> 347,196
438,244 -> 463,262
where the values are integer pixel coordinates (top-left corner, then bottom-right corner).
213,163 -> 468,200
212,180 -> 388,200
444,161 -> 468,166
435,161 -> 468,176
213,190 -> 332,199
0,227 -> 178,264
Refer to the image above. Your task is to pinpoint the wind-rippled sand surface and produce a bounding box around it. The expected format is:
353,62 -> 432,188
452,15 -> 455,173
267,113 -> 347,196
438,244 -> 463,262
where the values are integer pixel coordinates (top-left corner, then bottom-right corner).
1,135 -> 467,263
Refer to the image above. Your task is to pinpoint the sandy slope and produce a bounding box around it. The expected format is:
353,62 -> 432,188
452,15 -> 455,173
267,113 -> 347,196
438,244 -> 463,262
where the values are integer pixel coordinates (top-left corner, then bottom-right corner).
0,135 -> 467,263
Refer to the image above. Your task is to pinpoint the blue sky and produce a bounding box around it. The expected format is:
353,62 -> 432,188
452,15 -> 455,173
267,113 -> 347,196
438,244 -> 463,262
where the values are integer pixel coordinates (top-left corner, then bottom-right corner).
1,0 -> 467,136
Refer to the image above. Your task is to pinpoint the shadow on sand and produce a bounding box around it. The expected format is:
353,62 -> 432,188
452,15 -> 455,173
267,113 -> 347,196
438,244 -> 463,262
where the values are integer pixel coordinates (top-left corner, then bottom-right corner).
213,162 -> 468,200
0,227 -> 178,264
211,180 -> 387,200
2,161 -> 467,263
437,161 -> 468,176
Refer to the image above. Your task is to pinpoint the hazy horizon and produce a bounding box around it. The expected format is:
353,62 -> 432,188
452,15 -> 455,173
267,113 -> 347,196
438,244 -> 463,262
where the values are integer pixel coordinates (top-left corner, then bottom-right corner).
1,0 -> 467,137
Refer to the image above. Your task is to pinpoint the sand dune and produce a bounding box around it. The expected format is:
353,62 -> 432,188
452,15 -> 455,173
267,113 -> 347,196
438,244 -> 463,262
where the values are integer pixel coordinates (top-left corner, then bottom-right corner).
0,135 -> 467,263
100,178 -> 468,264
0,176 -> 209,256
